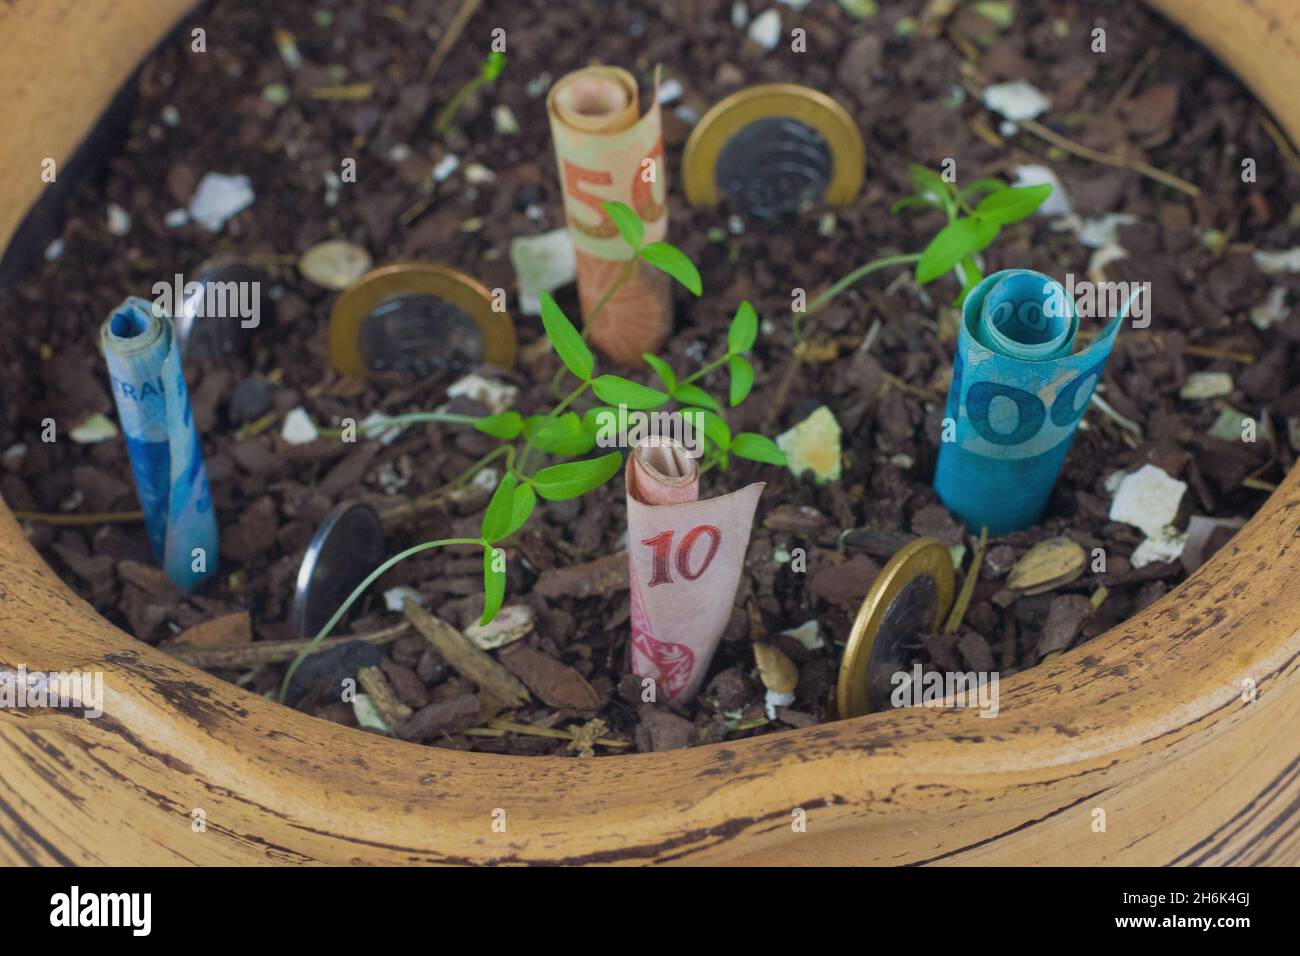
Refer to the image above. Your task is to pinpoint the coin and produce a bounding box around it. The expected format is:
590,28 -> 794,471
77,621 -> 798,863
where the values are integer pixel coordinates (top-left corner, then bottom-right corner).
328,263 -> 516,377
836,537 -> 955,719
293,502 -> 387,639
175,256 -> 269,359
683,84 -> 864,220
298,239 -> 373,291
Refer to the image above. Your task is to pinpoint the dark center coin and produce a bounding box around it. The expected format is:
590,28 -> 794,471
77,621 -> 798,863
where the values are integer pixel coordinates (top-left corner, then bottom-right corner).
714,117 -> 834,221
293,502 -> 386,640
177,260 -> 268,360
359,293 -> 483,375
865,573 -> 939,713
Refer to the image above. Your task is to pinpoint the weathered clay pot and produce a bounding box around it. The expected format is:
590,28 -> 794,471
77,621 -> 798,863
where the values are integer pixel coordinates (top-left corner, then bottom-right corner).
1,0 -> 1298,865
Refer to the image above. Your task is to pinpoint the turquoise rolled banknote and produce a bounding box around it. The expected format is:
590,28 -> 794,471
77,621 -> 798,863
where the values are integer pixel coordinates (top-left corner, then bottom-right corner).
934,269 -> 1137,534
100,297 -> 219,592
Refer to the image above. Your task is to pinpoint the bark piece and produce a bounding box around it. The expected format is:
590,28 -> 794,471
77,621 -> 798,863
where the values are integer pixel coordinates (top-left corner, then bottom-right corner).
1037,595 -> 1094,658
357,665 -> 412,728
533,552 -> 628,599
498,643 -> 599,711
403,601 -> 529,707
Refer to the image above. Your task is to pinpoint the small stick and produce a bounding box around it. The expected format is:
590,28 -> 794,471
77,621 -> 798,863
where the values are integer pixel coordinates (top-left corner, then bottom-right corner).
1242,477 -> 1279,493
357,665 -> 413,727
310,83 -> 373,101
1016,117 -> 1200,198
1102,49 -> 1160,116
403,601 -> 530,707
424,0 -> 483,82
883,372 -> 941,402
1259,112 -> 1300,178
485,718 -> 629,750
1090,586 -> 1110,612
944,527 -> 987,633
12,510 -> 143,526
1089,393 -> 1143,437
1182,344 -> 1256,364
1078,328 -> 1255,364
166,622 -> 411,669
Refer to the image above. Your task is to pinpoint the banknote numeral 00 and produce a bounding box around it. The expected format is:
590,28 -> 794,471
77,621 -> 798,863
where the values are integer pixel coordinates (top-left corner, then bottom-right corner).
641,525 -> 722,587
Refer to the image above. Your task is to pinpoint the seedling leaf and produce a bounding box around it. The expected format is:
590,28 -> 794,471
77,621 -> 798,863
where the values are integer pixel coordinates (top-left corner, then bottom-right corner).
974,183 -> 1051,226
481,472 -> 517,543
728,301 -> 758,353
642,353 -> 678,393
480,547 -> 505,626
638,242 -> 702,296
732,432 -> 787,466
532,451 -> 623,500
673,383 -> 719,411
602,200 -> 644,250
473,411 -> 523,440
729,355 -> 754,407
591,374 -> 669,409
540,292 -> 593,381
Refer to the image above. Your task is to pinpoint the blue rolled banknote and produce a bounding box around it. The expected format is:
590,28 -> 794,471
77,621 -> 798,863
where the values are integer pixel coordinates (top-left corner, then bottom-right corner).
934,269 -> 1137,534
100,297 -> 219,592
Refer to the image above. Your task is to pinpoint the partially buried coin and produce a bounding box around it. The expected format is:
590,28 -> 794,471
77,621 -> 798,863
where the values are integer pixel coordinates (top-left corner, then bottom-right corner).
174,256 -> 269,359
683,84 -> 864,221
836,537 -> 955,719
328,263 -> 516,377
293,502 -> 387,640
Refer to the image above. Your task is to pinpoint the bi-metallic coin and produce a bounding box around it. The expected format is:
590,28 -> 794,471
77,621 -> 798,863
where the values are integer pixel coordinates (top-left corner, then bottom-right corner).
328,263 -> 516,377
683,84 -> 864,221
836,536 -> 955,719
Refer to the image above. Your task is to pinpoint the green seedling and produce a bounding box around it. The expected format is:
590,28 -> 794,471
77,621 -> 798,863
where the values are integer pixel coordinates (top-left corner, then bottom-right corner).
280,201 -> 786,703
434,50 -> 507,135
794,166 -> 1052,340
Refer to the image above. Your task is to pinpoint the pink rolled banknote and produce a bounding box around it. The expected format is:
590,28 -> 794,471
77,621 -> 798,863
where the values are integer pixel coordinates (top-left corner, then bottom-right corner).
626,438 -> 764,702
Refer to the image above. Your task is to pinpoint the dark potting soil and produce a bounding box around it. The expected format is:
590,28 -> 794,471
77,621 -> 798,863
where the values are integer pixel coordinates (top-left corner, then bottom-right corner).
2,0 -> 1299,756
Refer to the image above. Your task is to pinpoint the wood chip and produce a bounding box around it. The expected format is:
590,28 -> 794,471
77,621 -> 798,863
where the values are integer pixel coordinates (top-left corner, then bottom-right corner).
533,552 -> 628,599
357,665 -> 413,728
1006,536 -> 1086,594
166,622 -> 409,669
403,601 -> 529,707
498,643 -> 599,710
165,611 -> 252,649
753,643 -> 798,694
463,604 -> 535,649
1037,595 -> 1094,658
396,694 -> 481,742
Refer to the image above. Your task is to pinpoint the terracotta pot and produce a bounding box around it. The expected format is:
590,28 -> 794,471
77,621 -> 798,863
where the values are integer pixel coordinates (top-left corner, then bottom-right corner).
1,0 -> 1298,865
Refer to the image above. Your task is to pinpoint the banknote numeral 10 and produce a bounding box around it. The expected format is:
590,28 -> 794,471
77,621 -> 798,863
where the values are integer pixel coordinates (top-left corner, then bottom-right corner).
641,525 -> 722,587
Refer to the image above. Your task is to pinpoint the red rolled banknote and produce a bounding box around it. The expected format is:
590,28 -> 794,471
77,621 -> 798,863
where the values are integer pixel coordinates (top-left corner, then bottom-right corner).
625,438 -> 764,703
547,65 -> 672,365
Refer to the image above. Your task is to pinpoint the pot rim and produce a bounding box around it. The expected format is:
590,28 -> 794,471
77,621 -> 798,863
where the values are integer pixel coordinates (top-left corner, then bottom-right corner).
1,0 -> 1298,866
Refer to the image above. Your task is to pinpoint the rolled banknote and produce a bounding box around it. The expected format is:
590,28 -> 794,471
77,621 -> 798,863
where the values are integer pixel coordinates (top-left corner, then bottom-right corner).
547,65 -> 671,365
934,269 -> 1138,534
100,296 -> 219,592
626,437 -> 764,703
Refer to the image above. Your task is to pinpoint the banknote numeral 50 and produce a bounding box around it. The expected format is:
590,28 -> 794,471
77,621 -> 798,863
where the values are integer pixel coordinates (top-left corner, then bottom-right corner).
641,525 -> 721,587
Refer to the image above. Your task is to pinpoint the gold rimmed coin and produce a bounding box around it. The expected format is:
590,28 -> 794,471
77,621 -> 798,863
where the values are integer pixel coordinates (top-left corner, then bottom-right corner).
328,263 -> 516,377
683,83 -> 864,220
836,537 -> 955,719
